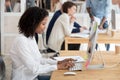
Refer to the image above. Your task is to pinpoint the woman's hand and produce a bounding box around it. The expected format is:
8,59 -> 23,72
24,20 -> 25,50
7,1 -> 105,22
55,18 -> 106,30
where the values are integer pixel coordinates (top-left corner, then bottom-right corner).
82,26 -> 87,30
99,24 -> 104,30
57,58 -> 75,70
80,26 -> 88,32
70,16 -> 76,23
90,15 -> 94,22
80,28 -> 85,32
58,58 -> 75,64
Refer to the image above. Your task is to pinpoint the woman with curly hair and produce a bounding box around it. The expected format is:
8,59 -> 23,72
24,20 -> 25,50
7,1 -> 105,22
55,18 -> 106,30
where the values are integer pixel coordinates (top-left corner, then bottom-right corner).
9,7 -> 74,80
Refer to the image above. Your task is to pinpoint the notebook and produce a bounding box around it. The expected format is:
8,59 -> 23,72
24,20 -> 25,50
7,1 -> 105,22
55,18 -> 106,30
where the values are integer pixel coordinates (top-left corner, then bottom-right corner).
70,33 -> 89,38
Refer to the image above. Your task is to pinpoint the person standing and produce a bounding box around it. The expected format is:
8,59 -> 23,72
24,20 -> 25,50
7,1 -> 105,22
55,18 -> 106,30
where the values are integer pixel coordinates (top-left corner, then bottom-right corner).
5,0 -> 12,12
86,0 -> 112,51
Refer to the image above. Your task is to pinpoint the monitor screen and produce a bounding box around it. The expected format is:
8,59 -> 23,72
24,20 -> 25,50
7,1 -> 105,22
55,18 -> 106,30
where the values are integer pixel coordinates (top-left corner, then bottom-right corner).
85,21 -> 99,68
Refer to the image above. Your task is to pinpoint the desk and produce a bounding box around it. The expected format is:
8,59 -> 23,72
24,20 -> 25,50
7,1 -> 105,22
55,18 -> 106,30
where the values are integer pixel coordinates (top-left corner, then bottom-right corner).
50,51 -> 120,80
65,33 -> 120,51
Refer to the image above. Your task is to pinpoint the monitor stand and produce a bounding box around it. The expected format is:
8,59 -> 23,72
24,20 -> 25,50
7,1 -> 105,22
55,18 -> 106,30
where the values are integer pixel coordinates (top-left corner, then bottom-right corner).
86,49 -> 120,70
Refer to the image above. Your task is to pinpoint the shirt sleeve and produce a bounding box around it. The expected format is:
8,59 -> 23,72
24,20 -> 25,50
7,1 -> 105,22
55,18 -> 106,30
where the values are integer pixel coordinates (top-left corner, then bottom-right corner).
15,38 -> 57,75
72,28 -> 80,33
86,0 -> 91,8
74,22 -> 81,28
39,58 -> 57,65
104,0 -> 112,18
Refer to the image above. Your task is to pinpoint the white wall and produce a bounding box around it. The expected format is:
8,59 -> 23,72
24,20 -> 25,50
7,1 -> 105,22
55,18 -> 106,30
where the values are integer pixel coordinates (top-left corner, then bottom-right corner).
0,0 -> 1,54
0,0 -> 25,54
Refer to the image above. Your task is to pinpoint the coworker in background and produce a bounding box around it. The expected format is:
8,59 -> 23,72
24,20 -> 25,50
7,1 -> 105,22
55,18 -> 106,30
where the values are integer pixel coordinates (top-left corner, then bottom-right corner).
46,1 -> 87,52
5,0 -> 12,12
9,7 -> 74,80
51,0 -> 67,12
48,1 -> 85,52
112,0 -> 120,13
112,0 -> 120,8
26,0 -> 35,8
86,0 -> 112,51
0,56 -> 6,80
51,0 -> 62,12
13,0 -> 20,12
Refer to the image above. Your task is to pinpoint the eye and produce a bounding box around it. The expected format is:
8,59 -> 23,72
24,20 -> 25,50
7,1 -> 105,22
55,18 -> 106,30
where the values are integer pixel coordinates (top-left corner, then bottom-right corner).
42,23 -> 46,25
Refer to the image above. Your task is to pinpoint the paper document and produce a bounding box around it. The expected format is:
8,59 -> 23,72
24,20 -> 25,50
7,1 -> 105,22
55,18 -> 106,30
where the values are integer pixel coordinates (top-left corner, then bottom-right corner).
70,33 -> 89,38
54,56 -> 85,62
98,29 -> 107,33
81,30 -> 90,34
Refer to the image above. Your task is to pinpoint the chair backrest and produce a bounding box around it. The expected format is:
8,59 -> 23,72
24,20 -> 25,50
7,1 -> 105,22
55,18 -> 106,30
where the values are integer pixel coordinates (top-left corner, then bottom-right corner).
42,32 -> 49,49
41,33 -> 59,57
3,55 -> 12,80
0,56 -> 6,80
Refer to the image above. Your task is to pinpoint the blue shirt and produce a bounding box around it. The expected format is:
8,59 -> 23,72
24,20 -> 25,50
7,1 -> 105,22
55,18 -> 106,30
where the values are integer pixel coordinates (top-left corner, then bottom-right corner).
86,0 -> 111,19
46,10 -> 81,44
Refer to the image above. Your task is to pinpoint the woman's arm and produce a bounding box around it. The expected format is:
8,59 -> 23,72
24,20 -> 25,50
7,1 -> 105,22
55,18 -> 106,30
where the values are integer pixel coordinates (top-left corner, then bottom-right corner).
14,38 -> 57,75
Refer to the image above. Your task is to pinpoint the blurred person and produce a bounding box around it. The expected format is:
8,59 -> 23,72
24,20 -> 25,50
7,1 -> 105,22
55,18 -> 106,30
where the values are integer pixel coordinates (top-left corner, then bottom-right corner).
46,1 -> 87,53
112,0 -> 120,8
26,0 -> 35,9
112,0 -> 120,13
13,0 -> 20,12
47,1 -> 86,52
86,0 -> 112,51
5,0 -> 12,12
51,0 -> 68,12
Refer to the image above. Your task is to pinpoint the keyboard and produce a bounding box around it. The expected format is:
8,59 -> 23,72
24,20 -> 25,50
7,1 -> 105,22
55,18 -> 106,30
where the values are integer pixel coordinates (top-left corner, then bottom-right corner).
69,62 -> 83,71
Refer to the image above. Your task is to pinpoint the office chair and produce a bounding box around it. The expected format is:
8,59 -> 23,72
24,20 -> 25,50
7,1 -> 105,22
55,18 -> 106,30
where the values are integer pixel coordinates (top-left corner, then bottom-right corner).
0,56 -> 6,80
40,32 -> 59,57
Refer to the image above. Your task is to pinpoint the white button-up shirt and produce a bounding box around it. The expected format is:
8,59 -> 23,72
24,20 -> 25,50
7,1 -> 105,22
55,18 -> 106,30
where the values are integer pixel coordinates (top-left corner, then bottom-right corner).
9,34 -> 57,80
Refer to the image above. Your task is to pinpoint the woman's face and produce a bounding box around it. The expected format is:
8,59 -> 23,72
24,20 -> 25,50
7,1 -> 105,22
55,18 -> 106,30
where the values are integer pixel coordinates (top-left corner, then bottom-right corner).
35,16 -> 48,34
68,5 -> 76,16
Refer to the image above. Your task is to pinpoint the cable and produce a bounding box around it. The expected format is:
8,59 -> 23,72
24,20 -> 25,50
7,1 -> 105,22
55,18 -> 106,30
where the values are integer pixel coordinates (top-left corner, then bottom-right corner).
97,46 -> 120,68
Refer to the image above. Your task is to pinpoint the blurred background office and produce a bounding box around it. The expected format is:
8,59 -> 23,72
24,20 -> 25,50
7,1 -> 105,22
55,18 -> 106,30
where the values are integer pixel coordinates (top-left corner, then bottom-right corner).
0,0 -> 120,80
5,0 -> 21,12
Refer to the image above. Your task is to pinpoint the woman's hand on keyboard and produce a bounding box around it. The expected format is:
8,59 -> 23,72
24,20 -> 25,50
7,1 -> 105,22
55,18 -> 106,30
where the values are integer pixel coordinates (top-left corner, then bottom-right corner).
58,58 -> 75,64
57,60 -> 75,70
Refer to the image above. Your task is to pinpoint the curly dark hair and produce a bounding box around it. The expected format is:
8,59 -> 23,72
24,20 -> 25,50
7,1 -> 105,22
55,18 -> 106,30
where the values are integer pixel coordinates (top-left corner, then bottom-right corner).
62,1 -> 76,13
18,7 -> 49,38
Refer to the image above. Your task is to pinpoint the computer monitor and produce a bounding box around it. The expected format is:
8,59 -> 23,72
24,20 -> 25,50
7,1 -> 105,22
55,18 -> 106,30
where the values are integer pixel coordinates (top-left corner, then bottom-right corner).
85,21 -> 99,68
111,9 -> 116,29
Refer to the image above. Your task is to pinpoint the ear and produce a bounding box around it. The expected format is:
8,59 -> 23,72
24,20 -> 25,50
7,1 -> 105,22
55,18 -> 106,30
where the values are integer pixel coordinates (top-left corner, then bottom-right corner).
68,8 -> 71,13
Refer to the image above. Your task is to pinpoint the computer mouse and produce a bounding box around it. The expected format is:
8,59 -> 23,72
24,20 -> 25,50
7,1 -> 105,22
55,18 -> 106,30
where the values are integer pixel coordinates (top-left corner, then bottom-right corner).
64,72 -> 76,76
